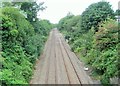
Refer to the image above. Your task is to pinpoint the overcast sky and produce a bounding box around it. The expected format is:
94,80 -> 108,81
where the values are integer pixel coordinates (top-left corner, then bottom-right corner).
37,0 -> 119,24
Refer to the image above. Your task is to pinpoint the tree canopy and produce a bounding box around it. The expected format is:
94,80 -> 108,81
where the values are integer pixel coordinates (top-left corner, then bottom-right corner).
81,1 -> 115,32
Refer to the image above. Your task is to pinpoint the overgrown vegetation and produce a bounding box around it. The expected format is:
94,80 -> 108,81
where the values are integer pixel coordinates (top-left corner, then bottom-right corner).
1,1 -> 53,85
58,1 -> 119,85
1,0 -> 119,85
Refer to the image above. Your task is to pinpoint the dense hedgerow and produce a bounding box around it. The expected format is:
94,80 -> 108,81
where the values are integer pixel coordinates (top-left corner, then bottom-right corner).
1,7 -> 34,84
58,1 -> 118,85
1,7 -> 52,84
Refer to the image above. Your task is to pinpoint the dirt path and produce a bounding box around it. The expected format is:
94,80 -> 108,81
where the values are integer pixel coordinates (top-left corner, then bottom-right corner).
30,28 -> 95,84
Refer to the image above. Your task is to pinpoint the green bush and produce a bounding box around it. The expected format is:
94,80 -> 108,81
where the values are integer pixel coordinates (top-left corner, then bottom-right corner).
2,46 -> 32,84
91,19 -> 118,84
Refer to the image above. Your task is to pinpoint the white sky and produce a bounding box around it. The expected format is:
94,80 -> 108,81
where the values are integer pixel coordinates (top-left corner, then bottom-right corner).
37,0 -> 119,24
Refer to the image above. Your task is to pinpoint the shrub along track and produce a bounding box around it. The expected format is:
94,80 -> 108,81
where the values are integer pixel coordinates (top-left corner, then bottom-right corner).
30,28 -> 96,84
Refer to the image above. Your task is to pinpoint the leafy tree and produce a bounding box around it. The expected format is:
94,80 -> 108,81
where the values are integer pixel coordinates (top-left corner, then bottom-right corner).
81,1 -> 115,32
58,13 -> 74,31
20,2 -> 45,22
2,1 -> 46,23
58,15 -> 82,44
